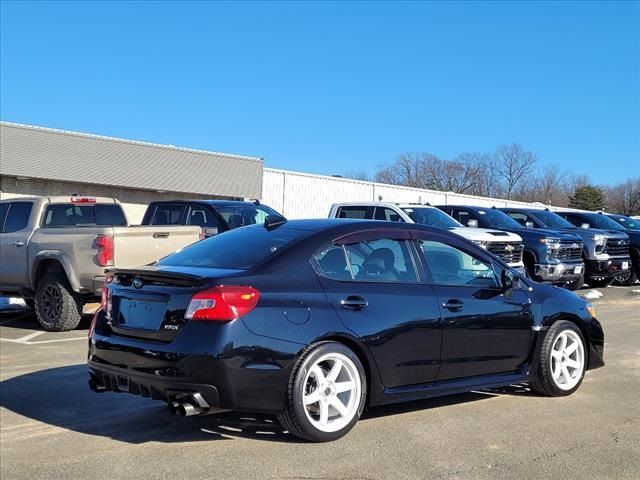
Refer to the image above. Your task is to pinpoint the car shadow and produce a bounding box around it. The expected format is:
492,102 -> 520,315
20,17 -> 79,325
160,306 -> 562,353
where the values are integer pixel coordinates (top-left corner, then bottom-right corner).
0,312 -> 92,331
0,364 -> 539,444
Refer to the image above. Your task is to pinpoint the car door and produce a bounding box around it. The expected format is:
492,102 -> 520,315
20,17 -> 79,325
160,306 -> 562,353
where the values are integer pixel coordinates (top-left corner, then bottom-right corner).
413,232 -> 533,380
0,201 -> 34,286
314,229 -> 442,389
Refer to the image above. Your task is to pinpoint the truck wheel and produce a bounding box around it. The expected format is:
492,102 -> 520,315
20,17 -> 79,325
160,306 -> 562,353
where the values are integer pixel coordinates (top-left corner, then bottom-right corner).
35,274 -> 83,331
587,277 -> 613,288
612,268 -> 637,287
566,274 -> 584,291
278,341 -> 366,442
530,320 -> 586,396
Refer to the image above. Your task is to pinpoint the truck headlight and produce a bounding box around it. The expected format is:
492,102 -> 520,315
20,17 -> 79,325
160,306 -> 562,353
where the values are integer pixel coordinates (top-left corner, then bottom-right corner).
540,237 -> 561,250
473,240 -> 489,249
590,234 -> 606,246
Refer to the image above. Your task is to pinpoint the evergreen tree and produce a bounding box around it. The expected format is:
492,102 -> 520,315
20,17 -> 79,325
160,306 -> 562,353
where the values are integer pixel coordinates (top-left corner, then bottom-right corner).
568,185 -> 606,211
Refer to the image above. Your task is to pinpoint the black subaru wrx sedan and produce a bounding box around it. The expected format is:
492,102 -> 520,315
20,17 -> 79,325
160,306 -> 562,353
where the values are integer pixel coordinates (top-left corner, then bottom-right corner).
88,219 -> 604,442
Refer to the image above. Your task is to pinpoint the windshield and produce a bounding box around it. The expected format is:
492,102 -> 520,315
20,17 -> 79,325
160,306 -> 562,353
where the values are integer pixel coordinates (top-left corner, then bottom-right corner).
401,207 -> 462,228
158,225 -> 311,269
610,215 -> 640,231
531,210 -> 575,229
581,213 -> 627,231
475,208 -> 523,229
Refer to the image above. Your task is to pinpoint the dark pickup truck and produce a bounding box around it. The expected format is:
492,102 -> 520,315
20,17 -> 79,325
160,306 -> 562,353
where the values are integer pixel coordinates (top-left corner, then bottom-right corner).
500,208 -> 631,288
141,199 -> 284,237
602,213 -> 640,285
436,205 -> 584,289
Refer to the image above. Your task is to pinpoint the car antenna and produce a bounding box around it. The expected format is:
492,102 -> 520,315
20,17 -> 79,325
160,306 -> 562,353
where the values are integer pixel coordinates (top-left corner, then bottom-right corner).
264,214 -> 287,231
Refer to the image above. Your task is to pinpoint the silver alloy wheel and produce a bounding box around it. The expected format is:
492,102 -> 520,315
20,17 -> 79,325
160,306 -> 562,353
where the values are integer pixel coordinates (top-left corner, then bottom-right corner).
302,352 -> 361,433
550,330 -> 585,391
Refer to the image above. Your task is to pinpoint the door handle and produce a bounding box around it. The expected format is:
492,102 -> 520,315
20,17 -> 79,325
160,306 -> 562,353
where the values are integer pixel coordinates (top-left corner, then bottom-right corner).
13,241 -> 25,247
340,295 -> 368,310
442,299 -> 464,311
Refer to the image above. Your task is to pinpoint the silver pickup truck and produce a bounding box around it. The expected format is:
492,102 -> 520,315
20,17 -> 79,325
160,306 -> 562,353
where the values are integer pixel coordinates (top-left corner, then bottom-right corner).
0,196 -> 202,331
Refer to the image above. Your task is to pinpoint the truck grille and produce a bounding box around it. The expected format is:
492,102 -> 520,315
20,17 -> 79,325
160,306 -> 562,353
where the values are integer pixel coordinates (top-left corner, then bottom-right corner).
487,242 -> 524,264
604,239 -> 630,257
556,241 -> 583,261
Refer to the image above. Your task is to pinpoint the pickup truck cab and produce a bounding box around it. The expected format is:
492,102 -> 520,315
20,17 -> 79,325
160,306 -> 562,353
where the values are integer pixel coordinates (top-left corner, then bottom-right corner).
329,202 -> 525,271
0,196 -> 202,331
499,207 -> 630,289
141,199 -> 283,237
436,205 -> 585,289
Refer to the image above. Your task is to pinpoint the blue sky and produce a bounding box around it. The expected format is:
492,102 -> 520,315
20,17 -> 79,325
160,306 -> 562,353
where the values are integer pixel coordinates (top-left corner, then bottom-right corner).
1,1 -> 638,184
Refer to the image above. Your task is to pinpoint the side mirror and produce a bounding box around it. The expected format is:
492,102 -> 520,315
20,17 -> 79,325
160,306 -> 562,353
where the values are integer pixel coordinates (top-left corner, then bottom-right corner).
580,223 -> 590,229
467,219 -> 479,228
525,221 -> 534,228
203,227 -> 218,237
501,269 -> 521,292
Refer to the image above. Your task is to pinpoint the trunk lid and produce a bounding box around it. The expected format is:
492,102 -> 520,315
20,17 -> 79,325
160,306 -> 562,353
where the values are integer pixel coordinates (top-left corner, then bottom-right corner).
105,266 -> 244,342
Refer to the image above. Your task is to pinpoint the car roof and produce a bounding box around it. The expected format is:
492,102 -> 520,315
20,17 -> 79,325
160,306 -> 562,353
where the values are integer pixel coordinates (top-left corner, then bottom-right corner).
149,199 -> 261,206
271,218 -> 444,234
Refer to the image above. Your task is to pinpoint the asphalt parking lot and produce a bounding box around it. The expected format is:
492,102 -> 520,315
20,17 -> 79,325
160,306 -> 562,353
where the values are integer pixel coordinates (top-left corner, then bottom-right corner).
1,287 -> 638,480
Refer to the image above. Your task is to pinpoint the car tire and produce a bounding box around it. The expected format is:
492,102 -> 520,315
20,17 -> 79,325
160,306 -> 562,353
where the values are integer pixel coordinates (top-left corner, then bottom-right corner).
278,341 -> 367,442
566,274 -> 584,291
35,273 -> 83,331
587,277 -> 613,288
530,320 -> 587,397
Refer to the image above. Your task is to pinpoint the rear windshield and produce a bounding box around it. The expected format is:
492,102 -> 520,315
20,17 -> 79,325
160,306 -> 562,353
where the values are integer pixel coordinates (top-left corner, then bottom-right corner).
158,225 -> 311,269
42,204 -> 127,227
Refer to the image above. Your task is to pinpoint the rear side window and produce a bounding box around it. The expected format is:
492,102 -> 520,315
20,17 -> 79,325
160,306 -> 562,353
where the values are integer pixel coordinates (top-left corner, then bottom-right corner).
150,204 -> 185,225
337,206 -> 371,219
2,202 -> 33,233
188,206 -> 220,228
43,204 -> 126,227
158,225 -> 311,269
314,238 -> 418,283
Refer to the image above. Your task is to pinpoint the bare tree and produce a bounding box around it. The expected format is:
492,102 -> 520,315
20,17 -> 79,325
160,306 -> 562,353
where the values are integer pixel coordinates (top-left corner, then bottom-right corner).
491,144 -> 537,199
604,177 -> 640,215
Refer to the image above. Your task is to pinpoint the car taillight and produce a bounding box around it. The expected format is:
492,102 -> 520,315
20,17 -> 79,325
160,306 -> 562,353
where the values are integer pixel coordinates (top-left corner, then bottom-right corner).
96,235 -> 114,267
185,286 -> 260,322
90,278 -> 112,337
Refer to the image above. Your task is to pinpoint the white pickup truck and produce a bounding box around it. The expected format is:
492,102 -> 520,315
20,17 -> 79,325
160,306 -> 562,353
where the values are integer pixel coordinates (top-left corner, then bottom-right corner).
329,202 -> 525,271
0,196 -> 202,331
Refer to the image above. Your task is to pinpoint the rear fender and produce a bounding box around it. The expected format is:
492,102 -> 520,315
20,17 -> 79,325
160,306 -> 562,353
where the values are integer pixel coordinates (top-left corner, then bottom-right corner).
31,251 -> 81,292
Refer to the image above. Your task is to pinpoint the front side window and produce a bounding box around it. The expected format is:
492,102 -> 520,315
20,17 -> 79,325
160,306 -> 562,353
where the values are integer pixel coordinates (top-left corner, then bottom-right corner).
373,207 -> 402,222
419,240 -> 498,287
3,202 -> 33,233
215,204 -> 280,229
506,212 -> 530,227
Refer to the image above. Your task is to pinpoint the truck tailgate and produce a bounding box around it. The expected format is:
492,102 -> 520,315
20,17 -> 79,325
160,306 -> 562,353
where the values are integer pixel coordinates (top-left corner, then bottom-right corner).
112,226 -> 201,267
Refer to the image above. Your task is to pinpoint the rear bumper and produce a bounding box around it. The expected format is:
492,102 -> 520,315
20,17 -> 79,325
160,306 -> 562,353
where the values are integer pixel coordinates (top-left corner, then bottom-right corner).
587,257 -> 631,279
87,310 -> 300,414
88,362 -> 222,407
534,261 -> 584,283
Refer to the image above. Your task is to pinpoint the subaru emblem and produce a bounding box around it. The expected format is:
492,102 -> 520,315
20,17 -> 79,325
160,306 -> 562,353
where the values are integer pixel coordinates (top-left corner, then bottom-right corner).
132,278 -> 144,289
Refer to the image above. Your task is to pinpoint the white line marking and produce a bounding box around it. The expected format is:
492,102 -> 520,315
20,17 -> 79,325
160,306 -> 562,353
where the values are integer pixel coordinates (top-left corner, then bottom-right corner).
0,336 -> 86,345
15,331 -> 45,342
